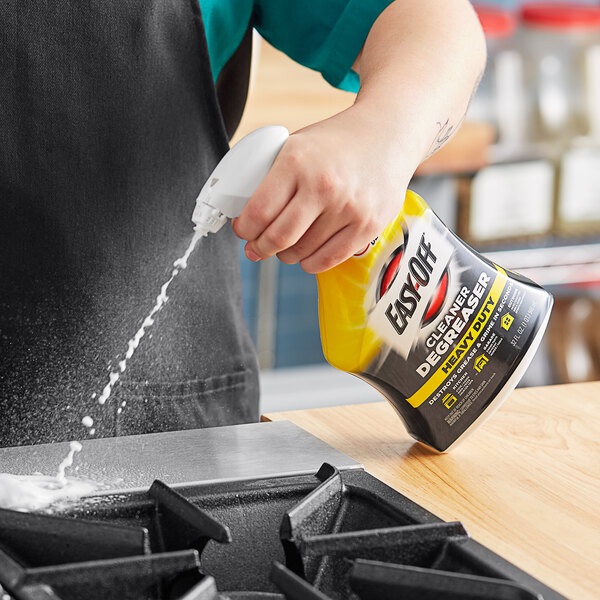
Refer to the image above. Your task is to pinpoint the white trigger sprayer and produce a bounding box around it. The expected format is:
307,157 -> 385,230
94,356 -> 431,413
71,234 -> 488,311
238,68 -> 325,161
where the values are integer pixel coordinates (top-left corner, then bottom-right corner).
192,126 -> 290,236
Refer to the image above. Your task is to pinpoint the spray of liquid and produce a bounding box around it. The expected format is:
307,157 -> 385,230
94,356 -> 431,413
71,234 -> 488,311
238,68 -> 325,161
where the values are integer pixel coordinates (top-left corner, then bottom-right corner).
0,232 -> 204,511
91,231 -> 203,411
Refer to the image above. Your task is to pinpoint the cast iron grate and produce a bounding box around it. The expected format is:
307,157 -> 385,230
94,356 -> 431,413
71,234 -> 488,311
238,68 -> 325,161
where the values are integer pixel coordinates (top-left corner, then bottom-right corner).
0,465 -> 565,600
278,464 -> 550,600
0,480 -> 230,600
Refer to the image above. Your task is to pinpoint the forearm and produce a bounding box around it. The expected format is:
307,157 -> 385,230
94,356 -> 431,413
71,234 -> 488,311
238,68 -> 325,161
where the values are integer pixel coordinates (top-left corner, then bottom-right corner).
234,0 -> 486,272
353,0 -> 486,167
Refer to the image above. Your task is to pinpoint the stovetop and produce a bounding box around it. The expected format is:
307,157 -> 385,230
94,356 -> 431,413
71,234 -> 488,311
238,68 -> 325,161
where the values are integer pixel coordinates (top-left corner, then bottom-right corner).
0,423 -> 567,599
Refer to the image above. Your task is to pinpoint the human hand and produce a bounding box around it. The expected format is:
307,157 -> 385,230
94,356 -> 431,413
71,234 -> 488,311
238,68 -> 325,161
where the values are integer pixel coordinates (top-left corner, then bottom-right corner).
232,0 -> 485,274
232,106 -> 422,273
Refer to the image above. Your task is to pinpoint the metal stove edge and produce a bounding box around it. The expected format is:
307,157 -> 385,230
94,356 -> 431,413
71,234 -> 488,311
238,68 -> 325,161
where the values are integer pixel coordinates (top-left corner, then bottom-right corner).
0,421 -> 363,494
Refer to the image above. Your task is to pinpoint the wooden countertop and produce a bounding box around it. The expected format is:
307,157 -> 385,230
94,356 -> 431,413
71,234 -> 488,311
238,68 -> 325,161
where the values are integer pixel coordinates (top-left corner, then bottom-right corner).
263,381 -> 600,600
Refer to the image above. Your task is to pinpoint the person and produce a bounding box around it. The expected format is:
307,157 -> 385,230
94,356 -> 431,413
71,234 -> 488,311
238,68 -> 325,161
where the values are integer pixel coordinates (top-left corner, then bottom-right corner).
0,0 -> 485,447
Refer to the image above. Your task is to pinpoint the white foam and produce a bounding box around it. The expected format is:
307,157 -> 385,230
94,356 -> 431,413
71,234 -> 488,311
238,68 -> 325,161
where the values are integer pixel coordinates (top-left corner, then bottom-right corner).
0,473 -> 96,512
0,442 -> 96,512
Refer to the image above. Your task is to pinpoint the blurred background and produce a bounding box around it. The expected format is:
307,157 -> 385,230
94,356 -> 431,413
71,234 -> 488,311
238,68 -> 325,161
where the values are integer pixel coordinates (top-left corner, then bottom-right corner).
231,1 -> 600,412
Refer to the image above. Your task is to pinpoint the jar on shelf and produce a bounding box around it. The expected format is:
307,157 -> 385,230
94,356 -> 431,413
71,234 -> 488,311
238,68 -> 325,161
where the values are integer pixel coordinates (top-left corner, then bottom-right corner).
469,5 -> 524,147
519,3 -> 600,147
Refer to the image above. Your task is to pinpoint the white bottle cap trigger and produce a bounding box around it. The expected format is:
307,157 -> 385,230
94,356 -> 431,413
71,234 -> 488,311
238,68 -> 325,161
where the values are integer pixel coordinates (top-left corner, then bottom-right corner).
192,126 -> 290,236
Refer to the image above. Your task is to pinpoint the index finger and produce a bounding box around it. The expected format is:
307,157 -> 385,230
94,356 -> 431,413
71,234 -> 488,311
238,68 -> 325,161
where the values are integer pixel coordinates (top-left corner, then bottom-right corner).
232,154 -> 297,243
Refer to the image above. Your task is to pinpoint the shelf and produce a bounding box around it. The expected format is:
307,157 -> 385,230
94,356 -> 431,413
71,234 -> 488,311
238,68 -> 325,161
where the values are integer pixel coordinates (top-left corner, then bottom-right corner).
484,241 -> 600,287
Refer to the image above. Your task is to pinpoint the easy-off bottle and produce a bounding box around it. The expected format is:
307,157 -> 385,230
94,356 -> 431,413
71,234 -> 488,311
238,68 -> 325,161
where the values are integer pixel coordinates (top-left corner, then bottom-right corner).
192,127 -> 553,452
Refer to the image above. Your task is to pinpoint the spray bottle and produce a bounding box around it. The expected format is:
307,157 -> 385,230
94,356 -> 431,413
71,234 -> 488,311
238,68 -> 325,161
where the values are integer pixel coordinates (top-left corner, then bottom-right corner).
192,126 -> 553,452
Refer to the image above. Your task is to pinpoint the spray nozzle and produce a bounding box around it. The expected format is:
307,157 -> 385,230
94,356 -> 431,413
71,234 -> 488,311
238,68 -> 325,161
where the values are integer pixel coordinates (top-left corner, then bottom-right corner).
192,126 -> 290,236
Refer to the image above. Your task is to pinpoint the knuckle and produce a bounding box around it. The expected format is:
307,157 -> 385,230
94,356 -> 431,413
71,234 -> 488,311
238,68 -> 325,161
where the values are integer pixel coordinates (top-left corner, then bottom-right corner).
362,216 -> 382,237
262,228 -> 288,251
277,249 -> 298,265
282,147 -> 305,170
287,236 -> 309,256
314,169 -> 342,195
302,251 -> 340,274
245,202 -> 270,228
299,258 -> 317,274
343,199 -> 362,222
302,256 -> 330,274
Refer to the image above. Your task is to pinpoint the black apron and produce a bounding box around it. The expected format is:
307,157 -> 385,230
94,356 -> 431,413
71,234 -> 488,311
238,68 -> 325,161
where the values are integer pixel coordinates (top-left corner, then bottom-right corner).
0,0 -> 259,447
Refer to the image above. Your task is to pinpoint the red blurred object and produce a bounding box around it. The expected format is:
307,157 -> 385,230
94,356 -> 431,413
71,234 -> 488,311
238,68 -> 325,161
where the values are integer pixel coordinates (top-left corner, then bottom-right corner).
520,3 -> 600,30
473,4 -> 518,38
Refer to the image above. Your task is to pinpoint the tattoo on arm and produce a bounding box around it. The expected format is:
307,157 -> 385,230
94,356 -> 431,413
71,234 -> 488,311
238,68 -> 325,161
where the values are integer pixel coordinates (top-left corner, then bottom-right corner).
423,70 -> 484,160
424,118 -> 455,159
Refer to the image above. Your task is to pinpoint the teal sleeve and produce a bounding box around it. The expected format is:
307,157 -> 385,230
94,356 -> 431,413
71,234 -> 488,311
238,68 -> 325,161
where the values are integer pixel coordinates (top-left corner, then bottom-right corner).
253,0 -> 394,92
201,0 -> 254,84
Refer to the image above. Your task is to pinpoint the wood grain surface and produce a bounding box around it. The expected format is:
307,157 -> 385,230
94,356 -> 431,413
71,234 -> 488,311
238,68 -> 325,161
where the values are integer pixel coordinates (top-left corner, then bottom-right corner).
264,382 -> 600,600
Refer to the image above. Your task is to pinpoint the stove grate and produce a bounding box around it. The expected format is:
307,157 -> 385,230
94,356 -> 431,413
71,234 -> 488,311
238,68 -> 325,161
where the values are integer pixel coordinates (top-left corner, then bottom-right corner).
0,479 -> 233,600
348,559 -> 545,600
0,465 -> 565,600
